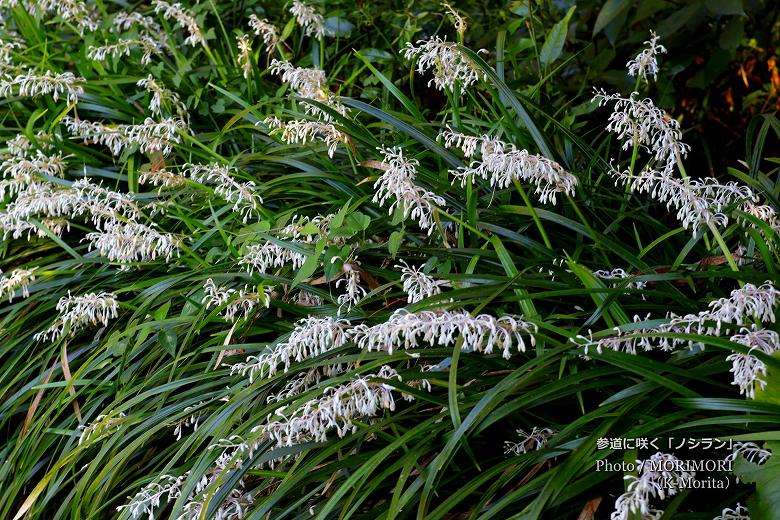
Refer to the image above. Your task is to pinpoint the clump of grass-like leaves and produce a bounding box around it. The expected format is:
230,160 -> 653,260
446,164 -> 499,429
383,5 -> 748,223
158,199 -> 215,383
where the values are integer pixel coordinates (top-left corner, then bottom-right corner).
1,1 -> 779,519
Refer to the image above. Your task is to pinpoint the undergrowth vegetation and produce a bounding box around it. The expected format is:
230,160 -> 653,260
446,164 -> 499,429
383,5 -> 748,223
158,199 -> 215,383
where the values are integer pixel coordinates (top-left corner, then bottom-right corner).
1,1 -> 779,519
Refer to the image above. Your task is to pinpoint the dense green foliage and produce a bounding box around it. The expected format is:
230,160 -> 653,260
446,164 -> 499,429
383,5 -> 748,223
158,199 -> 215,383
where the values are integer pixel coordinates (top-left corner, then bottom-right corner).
1,1 -> 779,519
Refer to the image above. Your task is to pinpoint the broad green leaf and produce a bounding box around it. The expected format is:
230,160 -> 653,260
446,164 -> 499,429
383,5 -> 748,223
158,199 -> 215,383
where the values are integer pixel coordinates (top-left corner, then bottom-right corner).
733,442 -> 780,520
593,0 -> 629,36
540,6 -> 575,65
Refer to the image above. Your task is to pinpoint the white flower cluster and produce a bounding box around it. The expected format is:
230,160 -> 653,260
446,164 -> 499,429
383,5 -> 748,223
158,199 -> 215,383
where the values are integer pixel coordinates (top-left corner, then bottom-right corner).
63,116 -> 186,156
248,15 -> 278,53
263,116 -> 346,158
740,200 -> 780,237
239,241 -> 307,275
117,474 -> 185,519
619,170 -> 756,233
294,290 -> 323,307
139,168 -> 187,191
254,365 -> 405,447
289,0 -> 328,39
336,264 -> 367,314
0,177 -> 145,239
152,0 -> 203,46
727,327 -> 779,399
270,59 -> 326,101
1,149 -> 66,191
0,70 -> 84,104
112,12 -> 163,34
397,260 -> 450,304
238,214 -> 334,274
726,441 -> 772,465
236,35 -> 253,78
34,291 -> 119,342
373,146 -> 446,234
202,278 -> 270,322
402,36 -> 486,92
118,464 -> 253,520
0,182 -> 74,238
72,178 -> 144,225
84,220 -> 182,263
265,365 -> 350,404
713,503 -> 750,520
78,412 -> 126,445
350,309 -> 536,359
231,316 -> 351,381
440,129 -> 577,204
0,267 -> 36,302
627,30 -> 667,83
593,90 -> 689,174
25,0 -> 99,34
172,403 -> 206,440
442,2 -> 468,36
87,37 -> 167,66
579,282 -> 780,399
579,281 -> 780,354
136,75 -> 185,118
269,59 -> 346,121
503,427 -> 556,455
593,268 -> 647,291
0,40 -> 23,75
611,452 -> 693,520
184,163 -> 262,222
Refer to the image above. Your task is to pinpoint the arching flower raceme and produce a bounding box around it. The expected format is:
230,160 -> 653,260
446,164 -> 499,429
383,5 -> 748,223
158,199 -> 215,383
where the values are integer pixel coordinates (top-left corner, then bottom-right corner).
576,281 -> 780,355
402,36 -> 486,92
726,441 -> 772,465
34,291 -> 120,341
136,75 -> 186,118
611,452 -> 693,520
18,0 -> 99,34
372,146 -> 446,234
350,309 -> 536,359
111,12 -> 163,34
84,220 -> 182,264
87,37 -> 167,66
201,278 -> 270,322
593,268 -> 647,291
263,116 -> 347,158
396,260 -> 450,303
504,427 -> 557,455
236,35 -> 253,78
1,150 -> 67,184
289,0 -> 328,39
152,0 -> 203,46
593,90 -> 690,174
617,169 -> 756,233
440,129 -> 577,204
184,163 -> 262,222
239,241 -> 307,275
63,116 -> 187,156
253,365 -> 407,448
118,453 -> 253,520
248,15 -> 278,52
442,2 -> 468,37
0,267 -> 37,302
0,71 -> 84,104
269,60 -> 346,121
230,316 -> 351,381
78,412 -> 126,445
626,30 -> 667,83
713,503 -> 750,520
726,327 -> 779,399
138,168 -> 187,191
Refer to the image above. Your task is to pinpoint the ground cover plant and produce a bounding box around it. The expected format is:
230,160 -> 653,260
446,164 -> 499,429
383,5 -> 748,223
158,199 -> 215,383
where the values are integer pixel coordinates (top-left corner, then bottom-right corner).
1,0 -> 780,519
